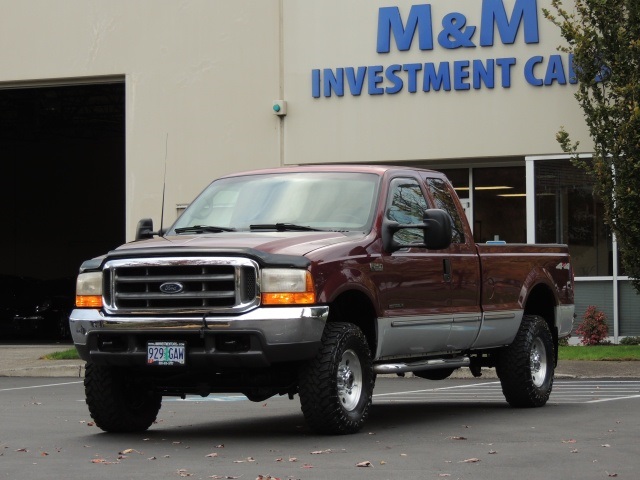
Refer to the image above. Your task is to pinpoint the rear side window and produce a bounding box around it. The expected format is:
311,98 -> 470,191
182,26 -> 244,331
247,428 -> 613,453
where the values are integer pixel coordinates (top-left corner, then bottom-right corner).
425,178 -> 466,244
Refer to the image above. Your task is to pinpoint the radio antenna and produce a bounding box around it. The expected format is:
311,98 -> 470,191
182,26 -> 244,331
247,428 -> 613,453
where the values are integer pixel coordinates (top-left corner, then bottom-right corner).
159,133 -> 168,234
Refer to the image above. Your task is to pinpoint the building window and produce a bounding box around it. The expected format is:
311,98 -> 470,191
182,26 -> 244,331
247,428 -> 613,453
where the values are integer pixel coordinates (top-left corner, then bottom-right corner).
534,160 -> 610,277
441,166 -> 526,244
473,167 -> 526,243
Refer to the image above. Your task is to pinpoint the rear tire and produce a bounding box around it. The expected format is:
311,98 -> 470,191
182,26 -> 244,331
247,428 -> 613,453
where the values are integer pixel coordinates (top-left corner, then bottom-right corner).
496,315 -> 555,408
84,363 -> 161,432
298,322 -> 375,434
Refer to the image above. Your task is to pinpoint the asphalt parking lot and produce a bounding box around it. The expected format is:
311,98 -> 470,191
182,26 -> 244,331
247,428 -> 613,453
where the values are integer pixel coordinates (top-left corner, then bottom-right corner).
1,375 -> 639,480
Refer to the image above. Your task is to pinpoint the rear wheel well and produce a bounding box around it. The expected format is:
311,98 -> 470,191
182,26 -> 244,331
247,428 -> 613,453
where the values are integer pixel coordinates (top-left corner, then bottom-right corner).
524,284 -> 558,362
327,290 -> 377,355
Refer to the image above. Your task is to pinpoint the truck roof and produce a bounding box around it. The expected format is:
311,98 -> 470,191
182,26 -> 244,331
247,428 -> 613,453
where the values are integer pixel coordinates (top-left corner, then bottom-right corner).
217,164 -> 446,179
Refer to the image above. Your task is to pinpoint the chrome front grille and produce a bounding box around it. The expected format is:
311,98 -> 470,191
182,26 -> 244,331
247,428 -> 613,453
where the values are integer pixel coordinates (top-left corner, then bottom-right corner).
102,257 -> 260,314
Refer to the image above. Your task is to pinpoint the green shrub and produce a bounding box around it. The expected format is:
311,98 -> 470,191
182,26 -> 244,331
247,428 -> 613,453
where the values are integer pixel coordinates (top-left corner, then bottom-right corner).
575,306 -> 609,345
620,336 -> 640,346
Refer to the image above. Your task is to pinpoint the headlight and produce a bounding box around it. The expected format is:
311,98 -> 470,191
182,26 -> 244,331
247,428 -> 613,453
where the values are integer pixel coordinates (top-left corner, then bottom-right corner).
261,269 -> 316,305
75,272 -> 103,308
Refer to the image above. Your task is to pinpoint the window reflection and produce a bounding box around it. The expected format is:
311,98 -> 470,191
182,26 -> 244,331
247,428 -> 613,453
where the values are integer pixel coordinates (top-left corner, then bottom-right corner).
535,160 -> 610,276
425,178 -> 465,244
386,178 -> 428,245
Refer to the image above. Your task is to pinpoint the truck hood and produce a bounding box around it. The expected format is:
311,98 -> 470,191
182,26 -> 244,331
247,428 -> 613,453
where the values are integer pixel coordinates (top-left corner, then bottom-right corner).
114,231 -> 361,257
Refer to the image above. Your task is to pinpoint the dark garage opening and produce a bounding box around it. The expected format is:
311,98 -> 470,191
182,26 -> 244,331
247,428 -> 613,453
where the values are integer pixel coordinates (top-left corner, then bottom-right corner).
0,81 -> 125,340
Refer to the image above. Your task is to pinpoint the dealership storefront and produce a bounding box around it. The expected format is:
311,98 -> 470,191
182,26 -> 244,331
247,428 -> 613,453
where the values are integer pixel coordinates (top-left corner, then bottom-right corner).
0,0 -> 637,340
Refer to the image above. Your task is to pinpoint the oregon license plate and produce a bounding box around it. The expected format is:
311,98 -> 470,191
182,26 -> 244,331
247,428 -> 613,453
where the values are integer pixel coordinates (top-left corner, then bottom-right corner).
147,342 -> 186,366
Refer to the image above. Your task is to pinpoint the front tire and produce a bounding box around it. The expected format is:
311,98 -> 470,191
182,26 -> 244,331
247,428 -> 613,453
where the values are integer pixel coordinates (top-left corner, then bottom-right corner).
496,315 -> 555,408
84,363 -> 162,432
298,322 -> 375,434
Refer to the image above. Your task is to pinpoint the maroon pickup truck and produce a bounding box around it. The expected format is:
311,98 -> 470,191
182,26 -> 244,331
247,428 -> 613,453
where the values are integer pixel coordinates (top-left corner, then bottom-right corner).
70,165 -> 574,434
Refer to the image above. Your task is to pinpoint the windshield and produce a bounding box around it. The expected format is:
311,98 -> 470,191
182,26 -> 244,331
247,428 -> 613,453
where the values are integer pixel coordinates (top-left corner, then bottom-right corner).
168,172 -> 380,234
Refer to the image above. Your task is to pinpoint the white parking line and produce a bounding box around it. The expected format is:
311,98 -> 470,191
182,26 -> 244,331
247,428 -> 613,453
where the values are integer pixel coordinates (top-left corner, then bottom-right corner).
373,380 -> 640,405
0,381 -> 83,392
373,381 -> 501,397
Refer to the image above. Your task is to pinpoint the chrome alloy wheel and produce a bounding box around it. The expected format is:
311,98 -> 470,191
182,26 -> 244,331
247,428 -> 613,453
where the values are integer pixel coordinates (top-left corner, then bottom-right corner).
336,348 -> 363,411
530,337 -> 548,387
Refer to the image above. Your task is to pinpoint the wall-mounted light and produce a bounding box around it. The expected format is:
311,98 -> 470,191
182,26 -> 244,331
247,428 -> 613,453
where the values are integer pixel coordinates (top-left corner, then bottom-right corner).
273,100 -> 287,116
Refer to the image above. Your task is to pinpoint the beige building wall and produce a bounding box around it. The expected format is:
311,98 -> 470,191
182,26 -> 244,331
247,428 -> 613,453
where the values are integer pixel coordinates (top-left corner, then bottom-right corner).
0,0 -> 282,238
0,0 -> 591,239
283,0 -> 591,163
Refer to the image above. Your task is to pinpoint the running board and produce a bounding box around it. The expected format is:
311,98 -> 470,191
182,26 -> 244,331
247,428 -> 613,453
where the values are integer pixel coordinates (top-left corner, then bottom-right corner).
373,356 -> 470,374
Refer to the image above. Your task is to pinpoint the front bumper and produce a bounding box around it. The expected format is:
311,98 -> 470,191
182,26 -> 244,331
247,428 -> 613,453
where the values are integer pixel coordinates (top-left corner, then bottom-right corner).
69,306 -> 329,368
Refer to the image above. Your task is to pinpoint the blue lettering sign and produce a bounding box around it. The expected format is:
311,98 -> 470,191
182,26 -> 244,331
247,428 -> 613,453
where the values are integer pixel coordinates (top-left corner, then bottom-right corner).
438,12 -> 477,49
568,53 -> 577,84
480,0 -> 539,46
524,56 -> 544,86
496,57 -> 516,87
311,2 -> 575,98
544,54 -> 567,85
368,65 -> 385,94
423,62 -> 451,92
346,67 -> 367,96
454,61 -> 471,90
473,59 -> 495,89
324,68 -> 344,97
312,69 -> 321,98
404,63 -> 423,93
377,4 -> 434,53
385,64 -> 404,94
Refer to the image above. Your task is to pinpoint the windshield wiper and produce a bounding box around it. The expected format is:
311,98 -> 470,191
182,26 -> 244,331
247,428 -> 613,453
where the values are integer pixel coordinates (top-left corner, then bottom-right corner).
174,225 -> 236,234
250,223 -> 322,232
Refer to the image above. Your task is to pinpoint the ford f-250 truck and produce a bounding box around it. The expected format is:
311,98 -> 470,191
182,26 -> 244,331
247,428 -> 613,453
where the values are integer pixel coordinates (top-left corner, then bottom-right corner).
70,165 -> 574,435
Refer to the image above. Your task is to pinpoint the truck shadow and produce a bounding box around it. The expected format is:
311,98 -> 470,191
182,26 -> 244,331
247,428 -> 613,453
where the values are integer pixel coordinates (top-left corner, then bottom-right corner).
79,400 -> 570,442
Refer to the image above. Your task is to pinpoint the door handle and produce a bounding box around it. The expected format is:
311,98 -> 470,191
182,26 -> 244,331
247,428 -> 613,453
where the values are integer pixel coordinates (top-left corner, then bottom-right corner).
443,258 -> 452,282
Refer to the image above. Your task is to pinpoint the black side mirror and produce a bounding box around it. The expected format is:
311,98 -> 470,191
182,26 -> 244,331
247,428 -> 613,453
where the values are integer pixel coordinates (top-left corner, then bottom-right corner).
382,208 -> 453,252
135,218 -> 155,241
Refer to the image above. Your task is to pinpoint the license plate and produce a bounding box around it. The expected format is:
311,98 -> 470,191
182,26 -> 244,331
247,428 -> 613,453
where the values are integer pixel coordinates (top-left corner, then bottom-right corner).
147,342 -> 186,366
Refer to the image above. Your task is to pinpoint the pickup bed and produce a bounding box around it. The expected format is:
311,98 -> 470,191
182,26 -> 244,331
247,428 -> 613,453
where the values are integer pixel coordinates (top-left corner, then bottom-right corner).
70,165 -> 574,434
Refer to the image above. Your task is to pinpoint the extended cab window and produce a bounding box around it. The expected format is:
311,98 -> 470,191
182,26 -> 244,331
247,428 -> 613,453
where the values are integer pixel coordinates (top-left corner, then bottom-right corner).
386,177 -> 428,245
426,178 -> 466,244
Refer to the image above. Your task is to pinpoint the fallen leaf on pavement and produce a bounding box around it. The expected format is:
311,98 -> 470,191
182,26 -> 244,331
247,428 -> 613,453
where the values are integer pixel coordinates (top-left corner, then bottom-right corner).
206,452 -> 219,458
91,458 -> 119,465
356,461 -> 372,467
120,448 -> 142,455
460,458 -> 480,463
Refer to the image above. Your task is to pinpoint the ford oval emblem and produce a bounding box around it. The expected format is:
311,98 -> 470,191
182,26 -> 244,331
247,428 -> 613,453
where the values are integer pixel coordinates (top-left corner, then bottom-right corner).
159,282 -> 184,294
